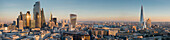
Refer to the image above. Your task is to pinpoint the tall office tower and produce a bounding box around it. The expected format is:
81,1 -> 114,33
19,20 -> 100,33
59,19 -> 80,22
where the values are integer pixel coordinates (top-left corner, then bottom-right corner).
19,20 -> 23,30
17,12 -> 22,27
146,18 -> 151,28
35,12 -> 41,28
19,12 -> 23,20
70,14 -> 77,28
22,14 -> 27,27
52,18 -> 57,24
41,8 -> 46,27
26,11 -> 31,27
31,20 -> 35,28
140,5 -> 146,29
33,1 -> 41,28
140,5 -> 145,28
50,13 -> 53,21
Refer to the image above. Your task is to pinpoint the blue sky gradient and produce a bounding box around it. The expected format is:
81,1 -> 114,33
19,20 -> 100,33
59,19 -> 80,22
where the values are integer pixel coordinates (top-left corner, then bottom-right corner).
0,0 -> 170,23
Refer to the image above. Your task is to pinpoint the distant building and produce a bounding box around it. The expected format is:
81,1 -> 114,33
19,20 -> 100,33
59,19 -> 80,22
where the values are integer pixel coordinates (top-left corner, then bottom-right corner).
140,5 -> 144,26
50,13 -> 53,22
92,30 -> 108,36
49,21 -> 55,28
66,19 -> 69,24
33,1 -> 41,28
26,11 -> 31,27
132,26 -> 137,32
22,14 -> 27,27
140,5 -> 146,29
35,12 -> 41,28
8,25 -> 17,30
19,20 -> 23,30
17,12 -> 28,27
52,18 -> 57,25
109,30 -> 118,36
41,8 -> 46,27
17,12 -> 22,27
61,19 -> 66,23
4,24 -> 8,27
31,20 -> 35,28
146,18 -> 151,28
61,19 -> 67,27
70,14 -> 77,28
63,31 -> 90,40
12,21 -> 16,25
61,19 -> 69,24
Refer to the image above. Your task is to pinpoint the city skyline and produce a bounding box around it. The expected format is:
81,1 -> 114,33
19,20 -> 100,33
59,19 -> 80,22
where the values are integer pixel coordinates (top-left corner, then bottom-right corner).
1,0 -> 170,24
0,0 -> 169,40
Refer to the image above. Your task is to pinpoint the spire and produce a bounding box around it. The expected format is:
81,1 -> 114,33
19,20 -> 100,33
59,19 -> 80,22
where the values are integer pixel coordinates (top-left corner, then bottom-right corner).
50,12 -> 53,21
140,5 -> 146,29
41,8 -> 43,11
140,5 -> 144,24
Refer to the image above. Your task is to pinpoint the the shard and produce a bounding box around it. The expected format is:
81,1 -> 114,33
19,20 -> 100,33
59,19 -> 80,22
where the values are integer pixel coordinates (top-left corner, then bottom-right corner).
140,5 -> 146,29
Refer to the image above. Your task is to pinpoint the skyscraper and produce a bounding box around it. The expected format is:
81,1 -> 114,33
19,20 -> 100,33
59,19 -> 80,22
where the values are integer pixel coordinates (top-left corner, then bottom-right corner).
140,5 -> 146,29
35,12 -> 41,28
26,11 -> 31,27
140,5 -> 145,28
33,1 -> 41,28
41,8 -> 46,27
50,13 -> 53,22
146,18 -> 151,28
17,12 -> 22,27
140,5 -> 144,25
70,14 -> 77,28
21,14 -> 26,27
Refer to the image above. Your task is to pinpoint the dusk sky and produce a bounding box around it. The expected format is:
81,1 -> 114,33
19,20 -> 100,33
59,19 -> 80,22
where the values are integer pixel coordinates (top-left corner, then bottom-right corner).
1,0 -> 170,23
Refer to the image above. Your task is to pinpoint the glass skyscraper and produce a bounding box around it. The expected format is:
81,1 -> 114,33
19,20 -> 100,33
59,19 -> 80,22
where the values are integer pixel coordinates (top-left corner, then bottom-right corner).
70,14 -> 77,28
